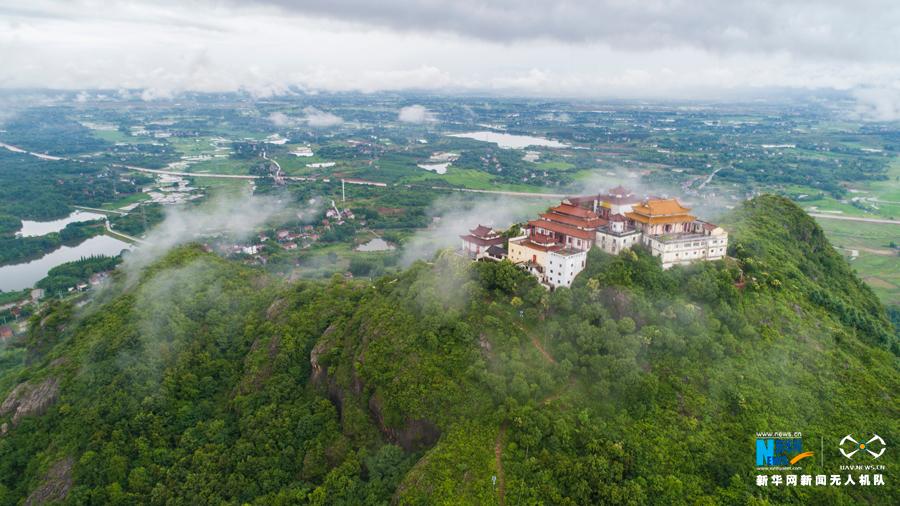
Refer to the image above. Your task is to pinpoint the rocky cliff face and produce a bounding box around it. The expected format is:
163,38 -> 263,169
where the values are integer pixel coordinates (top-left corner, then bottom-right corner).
310,323 -> 440,452
24,457 -> 73,506
0,377 -> 60,427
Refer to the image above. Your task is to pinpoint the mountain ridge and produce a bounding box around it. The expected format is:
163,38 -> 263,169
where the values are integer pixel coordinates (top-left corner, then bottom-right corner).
0,195 -> 897,505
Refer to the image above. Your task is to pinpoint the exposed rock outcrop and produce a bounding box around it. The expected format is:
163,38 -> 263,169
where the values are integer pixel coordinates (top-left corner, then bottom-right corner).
311,324 -> 441,452
310,325 -> 347,414
24,457 -> 73,506
235,335 -> 281,396
368,394 -> 440,452
0,377 -> 60,426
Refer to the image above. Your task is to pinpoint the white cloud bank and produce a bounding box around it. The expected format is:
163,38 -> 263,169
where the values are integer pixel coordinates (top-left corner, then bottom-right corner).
303,107 -> 343,127
853,87 -> 900,121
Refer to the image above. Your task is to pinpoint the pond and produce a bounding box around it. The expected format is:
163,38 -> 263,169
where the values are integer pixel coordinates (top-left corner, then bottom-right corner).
0,235 -> 133,292
355,238 -> 395,252
18,210 -> 107,237
447,131 -> 569,149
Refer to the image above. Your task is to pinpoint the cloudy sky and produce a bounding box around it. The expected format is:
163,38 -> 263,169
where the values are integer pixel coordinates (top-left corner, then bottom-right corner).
1,0 -> 899,105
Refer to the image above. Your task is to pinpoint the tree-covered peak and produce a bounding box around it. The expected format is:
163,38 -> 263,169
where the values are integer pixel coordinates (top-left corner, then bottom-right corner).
0,196 -> 897,505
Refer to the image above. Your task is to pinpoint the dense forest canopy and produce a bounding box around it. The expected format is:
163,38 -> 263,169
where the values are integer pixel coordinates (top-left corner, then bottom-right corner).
0,196 -> 897,505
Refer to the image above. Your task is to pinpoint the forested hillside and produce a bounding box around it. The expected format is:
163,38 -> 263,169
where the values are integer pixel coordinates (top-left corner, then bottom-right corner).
0,196 -> 897,505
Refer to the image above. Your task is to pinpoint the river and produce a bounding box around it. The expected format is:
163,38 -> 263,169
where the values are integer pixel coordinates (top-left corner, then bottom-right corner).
0,235 -> 133,292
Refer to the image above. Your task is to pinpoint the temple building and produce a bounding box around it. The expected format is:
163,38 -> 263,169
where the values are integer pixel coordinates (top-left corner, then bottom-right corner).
506,202 -> 600,288
625,198 -> 728,268
466,186 -> 728,288
569,185 -> 643,218
528,203 -> 604,251
460,225 -> 505,259
508,232 -> 587,289
626,199 -> 696,235
595,212 -> 642,255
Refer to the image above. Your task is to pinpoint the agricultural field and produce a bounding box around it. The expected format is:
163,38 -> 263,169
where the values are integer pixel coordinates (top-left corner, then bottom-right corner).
819,219 -> 900,305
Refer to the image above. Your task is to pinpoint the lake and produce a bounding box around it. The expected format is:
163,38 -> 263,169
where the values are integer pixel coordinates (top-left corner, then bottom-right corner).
0,235 -> 132,292
19,210 -> 107,237
447,131 -> 570,149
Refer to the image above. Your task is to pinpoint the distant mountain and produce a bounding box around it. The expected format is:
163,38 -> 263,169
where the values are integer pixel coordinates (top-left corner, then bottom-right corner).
1,196 -> 897,505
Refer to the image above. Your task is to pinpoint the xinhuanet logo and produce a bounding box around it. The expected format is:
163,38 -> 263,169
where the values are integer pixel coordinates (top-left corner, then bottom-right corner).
756,433 -> 814,467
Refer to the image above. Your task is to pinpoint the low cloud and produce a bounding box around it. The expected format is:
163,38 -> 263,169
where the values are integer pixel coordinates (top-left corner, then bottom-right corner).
268,111 -> 296,127
303,106 -> 343,127
268,108 -> 343,128
852,87 -> 900,121
140,87 -> 176,101
122,193 -> 289,281
399,194 -> 542,265
398,105 -> 436,124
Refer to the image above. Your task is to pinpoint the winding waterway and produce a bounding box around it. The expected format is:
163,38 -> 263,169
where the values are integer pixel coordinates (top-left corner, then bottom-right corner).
18,210 -> 106,237
0,235 -> 132,292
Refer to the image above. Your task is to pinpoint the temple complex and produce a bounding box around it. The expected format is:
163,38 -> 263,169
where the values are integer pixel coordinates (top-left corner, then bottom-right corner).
467,186 -> 728,288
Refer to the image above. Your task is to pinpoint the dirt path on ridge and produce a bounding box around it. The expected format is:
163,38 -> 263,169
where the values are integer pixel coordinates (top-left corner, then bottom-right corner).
495,424 -> 507,506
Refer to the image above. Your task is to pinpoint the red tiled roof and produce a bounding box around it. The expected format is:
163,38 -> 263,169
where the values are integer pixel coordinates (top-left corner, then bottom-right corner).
539,212 -> 605,229
548,204 -> 598,219
470,224 -> 494,237
565,195 -> 595,206
528,219 -> 595,240
608,213 -> 627,222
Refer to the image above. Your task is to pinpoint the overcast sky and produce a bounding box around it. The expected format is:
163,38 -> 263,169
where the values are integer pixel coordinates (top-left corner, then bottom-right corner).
1,0 -> 899,107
